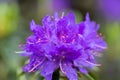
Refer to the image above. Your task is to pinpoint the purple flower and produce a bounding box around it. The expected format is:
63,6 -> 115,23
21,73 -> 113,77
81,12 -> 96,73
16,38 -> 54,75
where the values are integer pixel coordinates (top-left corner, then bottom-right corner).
52,0 -> 70,11
20,12 -> 107,80
98,0 -> 120,21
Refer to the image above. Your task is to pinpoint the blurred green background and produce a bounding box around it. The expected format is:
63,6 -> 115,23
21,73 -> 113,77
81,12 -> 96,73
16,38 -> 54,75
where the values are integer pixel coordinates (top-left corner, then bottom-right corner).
0,0 -> 120,80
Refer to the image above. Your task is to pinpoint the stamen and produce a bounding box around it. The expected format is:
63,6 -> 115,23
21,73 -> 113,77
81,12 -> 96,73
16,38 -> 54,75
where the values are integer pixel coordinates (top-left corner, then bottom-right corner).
95,44 -> 107,49
53,59 -> 56,61
15,51 -> 25,54
60,60 -> 66,74
61,36 -> 65,38
61,12 -> 65,18
27,42 -> 34,44
29,58 -> 45,72
85,60 -> 101,66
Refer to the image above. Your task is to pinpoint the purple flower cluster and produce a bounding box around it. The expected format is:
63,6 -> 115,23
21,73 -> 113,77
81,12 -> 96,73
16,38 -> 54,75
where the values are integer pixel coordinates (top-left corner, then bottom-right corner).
52,0 -> 70,11
98,0 -> 120,21
21,12 -> 107,80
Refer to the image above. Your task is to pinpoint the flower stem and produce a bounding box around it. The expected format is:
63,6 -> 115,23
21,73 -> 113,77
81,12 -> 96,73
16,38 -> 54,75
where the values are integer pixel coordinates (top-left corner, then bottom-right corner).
52,69 -> 60,80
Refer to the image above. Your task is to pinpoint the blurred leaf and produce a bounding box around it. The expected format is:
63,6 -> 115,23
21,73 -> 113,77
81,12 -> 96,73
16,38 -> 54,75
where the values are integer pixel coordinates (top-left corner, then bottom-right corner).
105,22 -> 120,59
0,3 -> 20,38
83,73 -> 95,80
17,67 -> 25,77
18,75 -> 26,80
74,11 -> 83,23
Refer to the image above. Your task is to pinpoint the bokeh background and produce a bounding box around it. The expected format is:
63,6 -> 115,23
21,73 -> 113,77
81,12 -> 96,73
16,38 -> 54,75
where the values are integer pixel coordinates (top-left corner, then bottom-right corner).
0,0 -> 120,80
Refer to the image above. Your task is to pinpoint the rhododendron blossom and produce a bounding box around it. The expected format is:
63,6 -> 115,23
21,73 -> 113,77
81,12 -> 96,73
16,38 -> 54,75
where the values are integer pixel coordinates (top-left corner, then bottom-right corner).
20,12 -> 107,80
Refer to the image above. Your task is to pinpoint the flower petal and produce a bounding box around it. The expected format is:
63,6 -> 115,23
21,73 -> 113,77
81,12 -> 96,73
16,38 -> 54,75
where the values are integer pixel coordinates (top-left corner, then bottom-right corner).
66,12 -> 76,24
20,51 -> 33,56
60,60 -> 78,80
42,15 -> 51,27
54,12 -> 59,21
30,20 -> 36,31
30,20 -> 42,32
41,60 -> 59,80
45,74 -> 52,80
23,55 -> 45,73
79,68 -> 88,74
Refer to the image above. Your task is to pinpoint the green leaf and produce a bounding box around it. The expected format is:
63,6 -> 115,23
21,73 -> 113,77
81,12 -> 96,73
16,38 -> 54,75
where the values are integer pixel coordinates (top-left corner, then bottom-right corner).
83,74 -> 95,80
